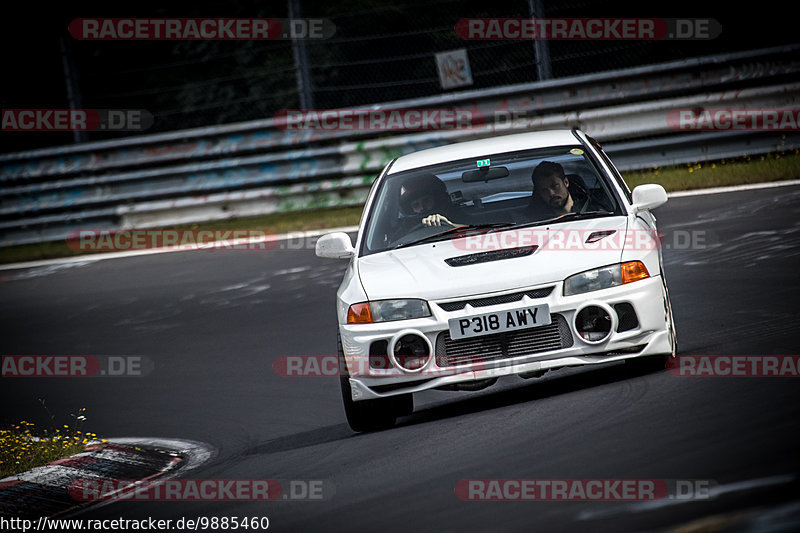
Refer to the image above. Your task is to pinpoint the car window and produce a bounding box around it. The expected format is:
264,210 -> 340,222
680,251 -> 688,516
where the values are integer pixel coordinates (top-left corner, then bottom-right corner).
362,146 -> 622,255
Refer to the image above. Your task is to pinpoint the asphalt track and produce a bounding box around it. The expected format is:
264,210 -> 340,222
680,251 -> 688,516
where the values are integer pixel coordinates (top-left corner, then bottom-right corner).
1,185 -> 799,532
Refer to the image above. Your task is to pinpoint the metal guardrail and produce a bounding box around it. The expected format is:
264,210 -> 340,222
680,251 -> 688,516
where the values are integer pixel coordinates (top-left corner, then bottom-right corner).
1,44 -> 799,247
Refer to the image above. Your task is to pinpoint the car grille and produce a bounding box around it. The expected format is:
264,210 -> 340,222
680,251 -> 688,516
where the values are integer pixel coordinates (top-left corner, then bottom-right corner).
435,314 -> 573,367
436,287 -> 554,312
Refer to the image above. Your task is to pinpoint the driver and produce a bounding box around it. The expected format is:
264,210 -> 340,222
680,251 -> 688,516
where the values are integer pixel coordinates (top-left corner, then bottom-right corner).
387,174 -> 460,243
398,174 -> 458,227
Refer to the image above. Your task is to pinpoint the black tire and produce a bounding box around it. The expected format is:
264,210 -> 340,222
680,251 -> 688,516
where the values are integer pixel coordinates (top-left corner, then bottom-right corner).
338,330 -> 412,432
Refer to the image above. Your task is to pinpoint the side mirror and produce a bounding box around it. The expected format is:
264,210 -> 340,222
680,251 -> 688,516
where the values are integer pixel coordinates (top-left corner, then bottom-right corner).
631,184 -> 668,212
315,232 -> 355,259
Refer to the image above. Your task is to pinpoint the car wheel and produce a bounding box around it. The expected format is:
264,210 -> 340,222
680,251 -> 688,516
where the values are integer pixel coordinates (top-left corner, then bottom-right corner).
337,330 -> 412,432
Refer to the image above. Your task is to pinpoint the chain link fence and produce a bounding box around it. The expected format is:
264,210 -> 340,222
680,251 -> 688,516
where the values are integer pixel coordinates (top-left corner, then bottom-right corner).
2,0 -> 797,153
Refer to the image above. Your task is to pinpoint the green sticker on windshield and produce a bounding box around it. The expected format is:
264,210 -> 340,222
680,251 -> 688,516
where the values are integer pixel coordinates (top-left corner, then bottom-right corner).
569,148 -> 584,155
477,159 -> 490,167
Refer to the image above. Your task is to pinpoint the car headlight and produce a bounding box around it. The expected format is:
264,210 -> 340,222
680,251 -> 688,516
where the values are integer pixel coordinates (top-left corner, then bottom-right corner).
347,299 -> 431,324
563,261 -> 649,296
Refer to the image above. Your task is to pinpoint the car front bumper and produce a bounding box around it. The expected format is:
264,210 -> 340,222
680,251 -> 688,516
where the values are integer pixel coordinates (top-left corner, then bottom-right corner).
340,275 -> 672,401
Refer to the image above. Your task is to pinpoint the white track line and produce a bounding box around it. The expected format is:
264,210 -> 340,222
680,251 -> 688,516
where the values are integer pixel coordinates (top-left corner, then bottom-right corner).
666,179 -> 800,197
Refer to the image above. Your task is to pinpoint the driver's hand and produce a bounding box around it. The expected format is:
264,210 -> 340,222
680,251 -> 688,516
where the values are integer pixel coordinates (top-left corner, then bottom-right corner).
422,214 -> 455,227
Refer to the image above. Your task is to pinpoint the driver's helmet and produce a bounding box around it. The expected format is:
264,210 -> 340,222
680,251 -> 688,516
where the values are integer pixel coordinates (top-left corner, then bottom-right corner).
398,174 -> 449,216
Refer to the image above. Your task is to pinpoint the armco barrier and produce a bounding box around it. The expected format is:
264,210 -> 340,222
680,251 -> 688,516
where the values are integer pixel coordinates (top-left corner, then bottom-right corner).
1,45 -> 799,247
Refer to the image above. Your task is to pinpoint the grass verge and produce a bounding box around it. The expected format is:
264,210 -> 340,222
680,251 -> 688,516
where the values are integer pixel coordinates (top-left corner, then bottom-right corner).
622,150 -> 799,191
1,150 -> 798,266
0,405 -> 104,478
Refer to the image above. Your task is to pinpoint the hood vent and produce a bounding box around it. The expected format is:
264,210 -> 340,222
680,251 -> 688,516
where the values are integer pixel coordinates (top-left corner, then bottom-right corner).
444,246 -> 537,267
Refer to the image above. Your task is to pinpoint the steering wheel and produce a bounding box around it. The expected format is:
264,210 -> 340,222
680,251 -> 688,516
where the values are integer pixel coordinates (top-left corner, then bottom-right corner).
404,220 -> 432,236
390,220 -> 437,247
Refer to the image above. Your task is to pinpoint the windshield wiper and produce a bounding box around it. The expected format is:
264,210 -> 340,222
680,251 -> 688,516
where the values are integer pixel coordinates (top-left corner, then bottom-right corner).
390,222 -> 515,250
512,210 -> 616,230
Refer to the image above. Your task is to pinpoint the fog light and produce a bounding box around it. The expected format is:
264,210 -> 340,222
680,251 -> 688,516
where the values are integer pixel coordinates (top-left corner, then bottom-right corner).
369,340 -> 390,370
390,332 -> 431,372
575,305 -> 613,343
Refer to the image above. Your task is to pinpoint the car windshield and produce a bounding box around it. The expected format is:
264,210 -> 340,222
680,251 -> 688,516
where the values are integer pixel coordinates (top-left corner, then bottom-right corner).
361,145 -> 623,256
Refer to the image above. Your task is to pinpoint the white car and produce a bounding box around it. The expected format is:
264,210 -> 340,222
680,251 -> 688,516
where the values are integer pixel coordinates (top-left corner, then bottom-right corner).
316,129 -> 676,432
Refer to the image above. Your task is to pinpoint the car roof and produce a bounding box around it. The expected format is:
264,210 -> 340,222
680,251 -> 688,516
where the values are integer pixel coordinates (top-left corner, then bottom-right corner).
388,129 -> 582,174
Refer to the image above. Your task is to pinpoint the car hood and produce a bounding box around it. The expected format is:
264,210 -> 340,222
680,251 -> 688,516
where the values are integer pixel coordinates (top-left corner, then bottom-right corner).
357,217 -> 630,301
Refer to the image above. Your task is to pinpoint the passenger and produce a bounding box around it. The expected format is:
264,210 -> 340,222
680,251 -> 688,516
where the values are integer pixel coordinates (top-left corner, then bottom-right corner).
530,161 -> 578,217
512,160 -> 611,223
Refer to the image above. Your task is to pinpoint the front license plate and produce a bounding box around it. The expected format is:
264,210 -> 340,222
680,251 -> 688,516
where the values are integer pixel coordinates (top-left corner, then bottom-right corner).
447,304 -> 551,340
